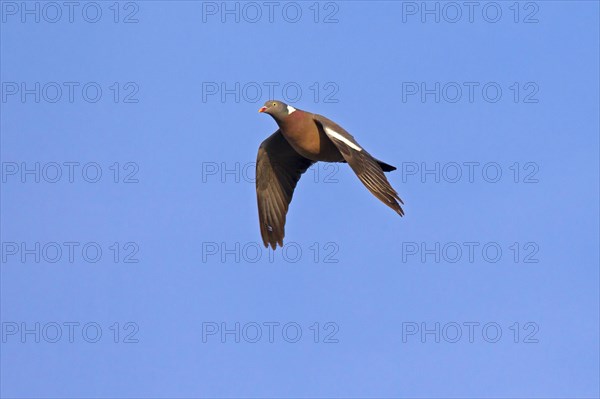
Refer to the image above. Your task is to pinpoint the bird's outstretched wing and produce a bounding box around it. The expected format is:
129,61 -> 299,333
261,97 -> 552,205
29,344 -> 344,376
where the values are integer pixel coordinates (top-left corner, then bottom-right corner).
313,115 -> 404,216
256,130 -> 314,248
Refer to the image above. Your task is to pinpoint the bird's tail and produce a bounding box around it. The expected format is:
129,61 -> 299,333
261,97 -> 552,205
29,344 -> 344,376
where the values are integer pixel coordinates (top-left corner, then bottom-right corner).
340,159 -> 397,172
377,160 -> 397,172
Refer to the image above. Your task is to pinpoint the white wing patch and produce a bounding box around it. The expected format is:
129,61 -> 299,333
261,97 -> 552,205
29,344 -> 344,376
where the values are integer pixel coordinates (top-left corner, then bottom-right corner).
324,126 -> 363,152
287,105 -> 296,114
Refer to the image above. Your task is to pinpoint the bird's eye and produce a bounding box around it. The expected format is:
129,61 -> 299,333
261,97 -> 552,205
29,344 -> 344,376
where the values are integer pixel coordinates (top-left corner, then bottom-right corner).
272,102 -> 276,106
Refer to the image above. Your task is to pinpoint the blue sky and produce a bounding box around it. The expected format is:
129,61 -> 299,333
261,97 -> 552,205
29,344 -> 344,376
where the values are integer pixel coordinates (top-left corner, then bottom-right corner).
1,1 -> 599,398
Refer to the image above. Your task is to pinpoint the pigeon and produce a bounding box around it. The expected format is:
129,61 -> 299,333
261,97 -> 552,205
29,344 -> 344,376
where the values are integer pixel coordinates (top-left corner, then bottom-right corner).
256,100 -> 404,249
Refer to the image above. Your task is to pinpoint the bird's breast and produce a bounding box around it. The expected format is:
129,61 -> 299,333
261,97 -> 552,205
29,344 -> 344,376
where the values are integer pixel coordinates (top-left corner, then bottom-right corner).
279,113 -> 343,162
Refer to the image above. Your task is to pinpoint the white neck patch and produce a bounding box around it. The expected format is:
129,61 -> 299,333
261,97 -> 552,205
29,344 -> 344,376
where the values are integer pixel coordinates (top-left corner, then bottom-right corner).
287,105 -> 296,114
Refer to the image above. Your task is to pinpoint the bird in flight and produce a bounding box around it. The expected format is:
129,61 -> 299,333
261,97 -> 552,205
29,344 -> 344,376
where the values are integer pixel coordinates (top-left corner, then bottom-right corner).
256,100 -> 404,249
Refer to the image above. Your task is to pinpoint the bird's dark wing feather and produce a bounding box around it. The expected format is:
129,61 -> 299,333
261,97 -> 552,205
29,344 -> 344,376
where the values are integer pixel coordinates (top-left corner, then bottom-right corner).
256,130 -> 314,248
313,114 -> 404,216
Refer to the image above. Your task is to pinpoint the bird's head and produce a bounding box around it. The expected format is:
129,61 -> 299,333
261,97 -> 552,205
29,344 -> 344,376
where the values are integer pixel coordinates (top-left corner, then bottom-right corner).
258,100 -> 297,120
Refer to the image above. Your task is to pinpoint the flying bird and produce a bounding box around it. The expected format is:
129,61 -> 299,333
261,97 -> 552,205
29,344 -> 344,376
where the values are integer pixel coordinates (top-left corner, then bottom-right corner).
256,100 -> 404,249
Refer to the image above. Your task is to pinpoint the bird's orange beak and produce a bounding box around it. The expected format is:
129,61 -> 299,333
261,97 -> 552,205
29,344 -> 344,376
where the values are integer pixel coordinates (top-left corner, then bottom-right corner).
258,106 -> 267,113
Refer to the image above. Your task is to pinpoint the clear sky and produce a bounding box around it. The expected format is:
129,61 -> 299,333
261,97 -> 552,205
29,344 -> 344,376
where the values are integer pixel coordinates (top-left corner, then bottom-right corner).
1,1 -> 599,398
